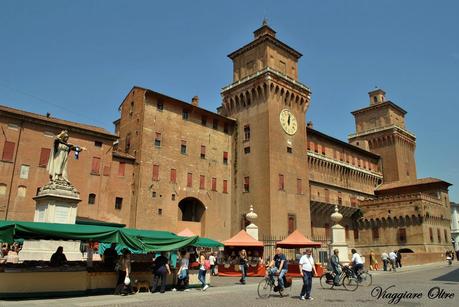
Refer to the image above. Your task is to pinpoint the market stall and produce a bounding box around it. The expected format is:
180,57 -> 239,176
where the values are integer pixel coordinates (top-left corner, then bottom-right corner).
218,230 -> 265,277
275,230 -> 322,277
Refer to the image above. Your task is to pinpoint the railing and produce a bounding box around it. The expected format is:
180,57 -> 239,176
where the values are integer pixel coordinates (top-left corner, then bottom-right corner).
221,67 -> 311,93
348,124 -> 416,139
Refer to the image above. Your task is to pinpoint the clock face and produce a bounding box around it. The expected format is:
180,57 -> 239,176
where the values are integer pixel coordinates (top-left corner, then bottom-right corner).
279,109 -> 297,135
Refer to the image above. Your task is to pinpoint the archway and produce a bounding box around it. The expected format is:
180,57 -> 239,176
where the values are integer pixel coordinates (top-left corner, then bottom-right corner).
178,197 -> 205,222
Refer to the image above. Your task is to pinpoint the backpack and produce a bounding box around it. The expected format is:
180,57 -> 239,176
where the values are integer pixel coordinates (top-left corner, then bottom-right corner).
204,260 -> 211,270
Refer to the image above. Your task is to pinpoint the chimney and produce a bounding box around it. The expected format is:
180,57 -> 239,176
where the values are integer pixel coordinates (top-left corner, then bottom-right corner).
46,112 -> 51,118
191,96 -> 199,106
307,121 -> 313,128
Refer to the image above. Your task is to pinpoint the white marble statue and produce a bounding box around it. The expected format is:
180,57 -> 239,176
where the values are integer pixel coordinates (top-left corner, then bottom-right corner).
46,130 -> 86,183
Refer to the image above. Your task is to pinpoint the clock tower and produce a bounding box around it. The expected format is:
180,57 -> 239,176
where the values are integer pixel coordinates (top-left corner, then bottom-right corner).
220,21 -> 312,237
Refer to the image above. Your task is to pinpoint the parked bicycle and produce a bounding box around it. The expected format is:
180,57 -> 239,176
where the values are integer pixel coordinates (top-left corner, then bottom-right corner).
320,265 -> 359,291
257,272 -> 292,298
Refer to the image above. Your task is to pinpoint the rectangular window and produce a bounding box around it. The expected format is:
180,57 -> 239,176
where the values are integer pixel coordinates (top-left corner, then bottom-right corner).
182,110 -> 189,120
157,102 -> 164,111
125,133 -> 131,152
324,188 -> 330,203
224,123 -> 229,133
152,191 -> 157,198
398,228 -> 407,242
287,147 -> 292,154
187,173 -> 192,187
2,141 -> 15,162
181,140 -> 187,154
288,214 -> 296,235
103,165 -> 111,176
243,176 -> 250,192
154,132 -> 161,147
345,225 -> 350,240
152,164 -> 159,181
115,197 -> 123,210
118,162 -> 126,176
211,177 -> 217,191
94,141 -> 102,147
200,145 -> 206,159
201,116 -> 207,126
91,157 -> 101,175
314,142 -> 319,153
444,229 -> 448,243
243,125 -> 250,141
38,148 -> 51,167
244,147 -> 250,154
346,154 -> 350,163
333,150 -> 337,159
223,179 -> 228,193
437,229 -> 441,243
170,168 -> 176,183
372,227 -> 380,240
321,145 -> 326,155
213,119 -> 218,130
325,223 -> 330,239
296,178 -> 302,194
199,175 -> 205,189
307,141 -> 313,151
223,151 -> 228,164
338,192 -> 342,205
354,227 -> 359,240
19,165 -> 30,179
429,228 -> 434,242
88,193 -> 96,205
278,174 -> 284,191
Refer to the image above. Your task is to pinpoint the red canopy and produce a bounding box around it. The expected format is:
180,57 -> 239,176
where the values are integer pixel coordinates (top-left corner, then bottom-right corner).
223,230 -> 264,247
177,228 -> 196,237
276,230 -> 321,248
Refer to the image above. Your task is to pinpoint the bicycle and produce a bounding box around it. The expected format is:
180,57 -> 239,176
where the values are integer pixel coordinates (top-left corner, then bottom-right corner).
319,265 -> 359,291
356,268 -> 373,287
257,271 -> 292,298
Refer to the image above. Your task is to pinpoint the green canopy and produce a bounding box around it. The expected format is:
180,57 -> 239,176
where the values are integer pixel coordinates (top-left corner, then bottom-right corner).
193,237 -> 223,248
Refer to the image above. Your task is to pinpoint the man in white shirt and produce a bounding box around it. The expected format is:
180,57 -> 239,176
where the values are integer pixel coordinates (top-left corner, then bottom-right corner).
209,252 -> 216,276
388,251 -> 397,272
381,252 -> 389,271
299,249 -> 317,301
351,249 -> 364,277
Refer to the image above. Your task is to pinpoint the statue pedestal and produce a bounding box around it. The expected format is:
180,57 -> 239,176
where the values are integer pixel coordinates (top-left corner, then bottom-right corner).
330,224 -> 350,264
246,223 -> 259,240
19,180 -> 82,261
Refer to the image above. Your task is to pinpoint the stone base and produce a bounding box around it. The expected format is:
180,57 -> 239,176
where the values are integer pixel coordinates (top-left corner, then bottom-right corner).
246,223 -> 259,240
19,240 -> 83,261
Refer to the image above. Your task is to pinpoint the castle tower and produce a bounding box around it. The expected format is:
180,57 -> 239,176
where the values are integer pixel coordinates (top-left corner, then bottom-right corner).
349,89 -> 417,183
220,21 -> 312,237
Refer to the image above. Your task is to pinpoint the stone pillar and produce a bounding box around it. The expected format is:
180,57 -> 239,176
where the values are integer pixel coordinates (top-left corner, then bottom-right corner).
330,205 -> 350,263
19,179 -> 83,261
245,205 -> 259,240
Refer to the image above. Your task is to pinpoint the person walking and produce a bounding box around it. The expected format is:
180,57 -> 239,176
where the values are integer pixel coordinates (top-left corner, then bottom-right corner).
198,252 -> 209,291
209,252 -> 217,276
299,249 -> 317,300
268,248 -> 288,292
389,250 -> 397,272
329,249 -> 341,286
446,251 -> 452,265
396,250 -> 402,268
114,249 -> 133,295
381,252 -> 389,271
369,250 -> 378,271
176,252 -> 190,291
239,249 -> 248,284
151,251 -> 171,293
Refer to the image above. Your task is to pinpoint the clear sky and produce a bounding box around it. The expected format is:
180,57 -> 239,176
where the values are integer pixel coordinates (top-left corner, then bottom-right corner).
1,0 -> 458,201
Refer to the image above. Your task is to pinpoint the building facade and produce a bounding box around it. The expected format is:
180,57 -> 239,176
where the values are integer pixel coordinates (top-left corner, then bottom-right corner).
451,202 -> 459,251
0,23 -> 453,255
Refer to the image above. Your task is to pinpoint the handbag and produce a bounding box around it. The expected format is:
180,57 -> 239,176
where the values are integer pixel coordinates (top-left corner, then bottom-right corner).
124,276 -> 131,285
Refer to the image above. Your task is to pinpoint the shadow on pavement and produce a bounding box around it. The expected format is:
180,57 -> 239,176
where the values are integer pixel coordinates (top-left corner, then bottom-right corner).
431,267 -> 459,283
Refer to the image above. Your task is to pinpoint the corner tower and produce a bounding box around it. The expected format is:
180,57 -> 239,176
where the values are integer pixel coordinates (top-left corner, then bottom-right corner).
220,21 -> 312,237
349,89 -> 417,183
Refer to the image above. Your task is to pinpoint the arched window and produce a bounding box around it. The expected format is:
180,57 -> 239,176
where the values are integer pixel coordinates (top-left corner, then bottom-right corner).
88,193 -> 96,205
0,183 -> 7,196
178,197 -> 205,222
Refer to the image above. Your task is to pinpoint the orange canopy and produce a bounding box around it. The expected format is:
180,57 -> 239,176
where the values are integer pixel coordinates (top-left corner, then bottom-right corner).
223,230 -> 264,247
176,228 -> 196,237
276,230 -> 321,248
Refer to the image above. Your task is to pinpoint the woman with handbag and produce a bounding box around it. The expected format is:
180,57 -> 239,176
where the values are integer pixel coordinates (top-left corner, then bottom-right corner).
115,249 -> 133,295
239,249 -> 248,284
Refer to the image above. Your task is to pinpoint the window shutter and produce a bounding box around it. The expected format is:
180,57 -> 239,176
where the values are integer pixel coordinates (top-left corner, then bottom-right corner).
201,145 -> 206,155
170,169 -> 176,183
223,180 -> 228,193
211,177 -> 217,191
2,141 -> 15,161
187,173 -> 192,187
118,162 -> 126,176
152,164 -> 159,181
296,178 -> 302,194
103,165 -> 111,176
39,148 -> 51,166
200,175 -> 205,189
91,157 -> 101,174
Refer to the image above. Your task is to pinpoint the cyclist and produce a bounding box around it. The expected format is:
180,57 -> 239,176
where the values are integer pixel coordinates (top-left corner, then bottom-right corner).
329,249 -> 341,286
350,249 -> 363,280
268,248 -> 288,291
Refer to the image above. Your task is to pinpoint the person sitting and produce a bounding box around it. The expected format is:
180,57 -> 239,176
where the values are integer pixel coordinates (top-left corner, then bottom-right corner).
268,248 -> 288,291
351,249 -> 363,278
50,246 -> 67,266
330,249 -> 342,286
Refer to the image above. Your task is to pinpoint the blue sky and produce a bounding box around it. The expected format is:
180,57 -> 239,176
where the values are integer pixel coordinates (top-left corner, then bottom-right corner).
1,0 -> 458,201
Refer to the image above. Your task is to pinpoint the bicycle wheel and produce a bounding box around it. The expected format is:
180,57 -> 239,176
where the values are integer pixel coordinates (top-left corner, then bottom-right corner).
320,274 -> 335,289
359,272 -> 372,287
343,276 -> 359,292
257,278 -> 272,299
279,283 -> 291,297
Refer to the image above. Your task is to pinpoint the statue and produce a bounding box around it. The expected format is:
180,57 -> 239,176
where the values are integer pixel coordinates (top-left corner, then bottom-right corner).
46,130 -> 86,183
